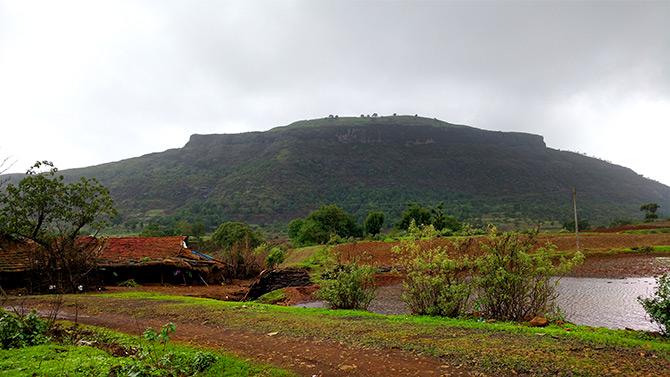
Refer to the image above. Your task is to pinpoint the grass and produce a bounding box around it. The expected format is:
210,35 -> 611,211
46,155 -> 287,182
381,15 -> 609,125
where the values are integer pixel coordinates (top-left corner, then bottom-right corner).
58,291 -> 670,377
0,322 -> 295,377
255,288 -> 287,304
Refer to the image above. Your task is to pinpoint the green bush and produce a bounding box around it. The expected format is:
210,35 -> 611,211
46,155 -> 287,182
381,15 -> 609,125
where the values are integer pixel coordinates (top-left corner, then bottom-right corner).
0,310 -> 48,349
473,228 -> 584,321
638,273 -> 670,336
264,247 -> 285,269
316,259 -> 377,310
288,205 -> 362,246
392,222 -> 472,317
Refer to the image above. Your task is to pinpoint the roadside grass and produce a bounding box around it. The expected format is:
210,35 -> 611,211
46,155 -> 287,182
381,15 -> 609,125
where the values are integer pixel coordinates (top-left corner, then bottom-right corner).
0,321 -> 295,377
55,291 -> 670,377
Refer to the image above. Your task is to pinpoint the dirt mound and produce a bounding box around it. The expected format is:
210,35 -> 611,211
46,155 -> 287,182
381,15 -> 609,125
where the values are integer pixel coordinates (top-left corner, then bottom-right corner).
589,220 -> 670,233
245,267 -> 313,301
334,232 -> 670,278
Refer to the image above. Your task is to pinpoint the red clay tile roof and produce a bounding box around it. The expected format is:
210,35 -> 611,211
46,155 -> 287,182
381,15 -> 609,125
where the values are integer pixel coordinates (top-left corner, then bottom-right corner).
98,236 -> 189,262
0,240 -> 32,272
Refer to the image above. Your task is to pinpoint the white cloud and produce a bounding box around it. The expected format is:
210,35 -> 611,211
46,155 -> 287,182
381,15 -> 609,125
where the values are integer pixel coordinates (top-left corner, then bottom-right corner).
0,0 -> 668,186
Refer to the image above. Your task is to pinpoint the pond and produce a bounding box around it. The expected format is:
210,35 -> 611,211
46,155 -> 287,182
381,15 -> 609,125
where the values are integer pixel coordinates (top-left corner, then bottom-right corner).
295,277 -> 661,331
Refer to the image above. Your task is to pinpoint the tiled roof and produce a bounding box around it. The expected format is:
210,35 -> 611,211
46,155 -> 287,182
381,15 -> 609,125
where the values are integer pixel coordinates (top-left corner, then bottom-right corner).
0,236 -> 225,271
98,236 -> 189,261
0,239 -> 32,272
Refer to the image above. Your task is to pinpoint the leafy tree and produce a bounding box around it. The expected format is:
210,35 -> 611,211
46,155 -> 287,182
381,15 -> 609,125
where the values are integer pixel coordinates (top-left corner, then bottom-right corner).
562,219 -> 591,232
396,202 -> 432,230
640,203 -> 660,222
396,202 -> 461,232
288,205 -> 362,246
609,217 -> 632,228
139,223 -> 170,237
211,222 -> 265,277
287,218 -> 305,240
0,161 -> 117,292
211,222 -> 264,251
364,211 -> 384,236
429,202 -> 462,233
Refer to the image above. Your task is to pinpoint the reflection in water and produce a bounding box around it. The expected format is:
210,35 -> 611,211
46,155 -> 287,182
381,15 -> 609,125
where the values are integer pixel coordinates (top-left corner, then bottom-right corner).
295,277 -> 661,331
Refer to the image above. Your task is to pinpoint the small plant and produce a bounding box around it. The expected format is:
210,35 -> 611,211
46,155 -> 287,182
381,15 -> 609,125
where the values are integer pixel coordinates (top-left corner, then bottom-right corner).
0,309 -> 48,349
142,322 -> 176,369
316,253 -> 377,310
638,273 -> 670,336
265,247 -> 285,269
473,228 -> 584,321
393,222 -> 472,317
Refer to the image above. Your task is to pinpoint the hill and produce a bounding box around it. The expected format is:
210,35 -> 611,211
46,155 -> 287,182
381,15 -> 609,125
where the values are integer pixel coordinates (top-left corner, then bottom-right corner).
20,115 -> 670,231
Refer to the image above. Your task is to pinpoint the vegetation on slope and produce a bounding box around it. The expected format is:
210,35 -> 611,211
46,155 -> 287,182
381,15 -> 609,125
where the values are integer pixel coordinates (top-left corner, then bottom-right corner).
30,115 -> 670,233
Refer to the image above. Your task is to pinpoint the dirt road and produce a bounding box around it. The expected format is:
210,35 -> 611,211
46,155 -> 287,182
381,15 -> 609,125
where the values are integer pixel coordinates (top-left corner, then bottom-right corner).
36,305 -> 480,377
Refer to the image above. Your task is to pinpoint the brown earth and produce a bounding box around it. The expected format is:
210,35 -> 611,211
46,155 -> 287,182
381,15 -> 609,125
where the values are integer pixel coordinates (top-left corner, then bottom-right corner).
334,231 -> 670,279
15,303 -> 480,377
7,227 -> 670,377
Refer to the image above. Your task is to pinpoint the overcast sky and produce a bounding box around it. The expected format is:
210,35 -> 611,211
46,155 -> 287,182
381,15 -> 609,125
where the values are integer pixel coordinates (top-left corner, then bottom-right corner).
1,1 -> 668,186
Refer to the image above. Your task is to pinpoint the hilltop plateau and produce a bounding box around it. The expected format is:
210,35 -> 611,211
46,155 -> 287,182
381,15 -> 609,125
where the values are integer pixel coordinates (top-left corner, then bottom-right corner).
10,115 -> 670,231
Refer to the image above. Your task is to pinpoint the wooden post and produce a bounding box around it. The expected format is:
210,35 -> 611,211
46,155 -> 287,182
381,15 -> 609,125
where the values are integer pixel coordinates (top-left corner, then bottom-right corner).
573,188 -> 580,252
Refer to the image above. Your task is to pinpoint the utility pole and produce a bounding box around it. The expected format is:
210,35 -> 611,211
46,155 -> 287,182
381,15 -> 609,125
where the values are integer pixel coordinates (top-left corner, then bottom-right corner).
573,188 -> 580,252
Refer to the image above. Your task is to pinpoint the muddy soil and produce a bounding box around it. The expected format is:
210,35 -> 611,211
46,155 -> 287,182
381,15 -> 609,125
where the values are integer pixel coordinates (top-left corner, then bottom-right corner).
20,304 -> 478,377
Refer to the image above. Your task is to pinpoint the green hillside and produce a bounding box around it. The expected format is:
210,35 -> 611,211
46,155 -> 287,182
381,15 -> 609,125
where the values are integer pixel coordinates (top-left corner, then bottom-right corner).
27,115 -> 670,231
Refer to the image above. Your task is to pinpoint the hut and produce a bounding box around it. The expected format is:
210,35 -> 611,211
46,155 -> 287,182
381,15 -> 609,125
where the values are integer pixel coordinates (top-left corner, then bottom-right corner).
0,236 -> 228,291
96,236 -> 228,285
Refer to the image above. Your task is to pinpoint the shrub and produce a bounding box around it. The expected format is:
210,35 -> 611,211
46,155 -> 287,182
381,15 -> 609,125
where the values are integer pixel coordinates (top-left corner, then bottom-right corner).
0,310 -> 48,349
393,222 -> 472,317
638,273 -> 670,336
264,247 -> 285,269
473,228 -> 584,321
317,259 -> 377,310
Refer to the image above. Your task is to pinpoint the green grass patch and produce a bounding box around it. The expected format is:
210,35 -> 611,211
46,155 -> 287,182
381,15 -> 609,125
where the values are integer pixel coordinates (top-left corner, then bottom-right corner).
0,322 -> 295,377
60,291 -> 670,376
255,288 -> 287,304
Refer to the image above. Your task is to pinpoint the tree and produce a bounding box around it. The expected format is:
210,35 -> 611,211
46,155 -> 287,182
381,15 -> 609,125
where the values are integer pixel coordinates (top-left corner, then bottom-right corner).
562,219 -> 591,232
396,202 -> 431,230
640,203 -> 660,222
211,222 -> 264,251
211,222 -> 265,277
609,217 -> 632,228
396,202 -> 461,232
0,161 -> 117,292
430,202 -> 462,233
364,211 -> 384,236
287,205 -> 362,246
